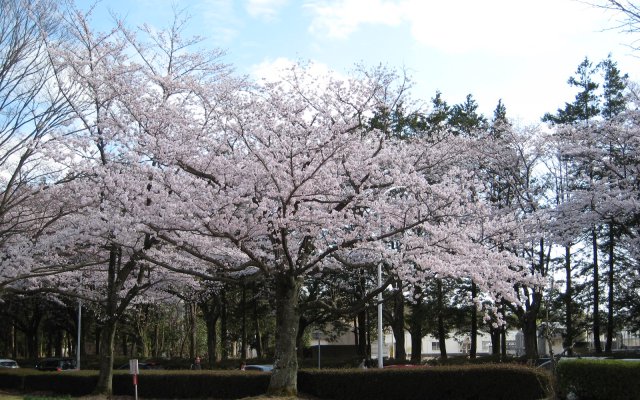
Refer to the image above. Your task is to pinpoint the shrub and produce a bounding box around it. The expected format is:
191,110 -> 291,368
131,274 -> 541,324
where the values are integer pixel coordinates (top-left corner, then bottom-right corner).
113,370 -> 270,398
556,359 -> 640,400
298,364 -> 552,400
0,364 -> 553,399
24,372 -> 97,396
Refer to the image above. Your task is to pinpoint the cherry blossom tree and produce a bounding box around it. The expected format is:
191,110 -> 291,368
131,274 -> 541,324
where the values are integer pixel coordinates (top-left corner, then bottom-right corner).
24,7 -> 238,394
0,0 -> 80,293
140,63 -> 527,395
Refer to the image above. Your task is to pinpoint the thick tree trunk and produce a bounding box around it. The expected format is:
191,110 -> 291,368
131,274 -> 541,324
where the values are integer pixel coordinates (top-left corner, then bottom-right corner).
564,245 -> 573,355
470,281 -> 477,359
409,324 -> 422,363
267,274 -> 301,396
199,296 -> 220,365
409,287 -> 424,363
592,227 -> 602,353
94,318 -> 117,395
522,311 -> 539,360
490,328 -> 500,356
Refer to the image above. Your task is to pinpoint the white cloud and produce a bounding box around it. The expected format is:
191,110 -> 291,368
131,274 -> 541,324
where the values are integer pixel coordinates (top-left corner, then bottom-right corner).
304,0 -> 405,39
303,0 -> 609,56
244,0 -> 288,20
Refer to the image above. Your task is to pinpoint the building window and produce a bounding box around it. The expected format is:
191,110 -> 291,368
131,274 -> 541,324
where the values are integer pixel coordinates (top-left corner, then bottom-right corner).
432,342 -> 440,351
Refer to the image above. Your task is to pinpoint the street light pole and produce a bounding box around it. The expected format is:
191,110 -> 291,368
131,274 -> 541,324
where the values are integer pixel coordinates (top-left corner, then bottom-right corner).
312,331 -> 322,369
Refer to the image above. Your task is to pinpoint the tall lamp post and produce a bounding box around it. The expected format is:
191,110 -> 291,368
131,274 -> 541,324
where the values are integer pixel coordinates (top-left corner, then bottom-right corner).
312,331 -> 322,369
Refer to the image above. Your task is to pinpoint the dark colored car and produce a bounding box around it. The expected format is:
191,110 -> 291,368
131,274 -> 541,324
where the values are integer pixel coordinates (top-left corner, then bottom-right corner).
117,361 -> 163,370
36,358 -> 77,371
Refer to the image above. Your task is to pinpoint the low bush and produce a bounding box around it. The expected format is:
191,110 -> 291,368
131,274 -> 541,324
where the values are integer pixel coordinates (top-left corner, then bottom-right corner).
556,359 -> 640,400
1,365 -> 551,399
113,371 -> 269,398
298,364 -> 553,400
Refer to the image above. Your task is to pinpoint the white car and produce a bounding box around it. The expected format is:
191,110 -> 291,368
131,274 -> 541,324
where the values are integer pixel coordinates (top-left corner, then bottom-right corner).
0,359 -> 19,368
245,364 -> 273,372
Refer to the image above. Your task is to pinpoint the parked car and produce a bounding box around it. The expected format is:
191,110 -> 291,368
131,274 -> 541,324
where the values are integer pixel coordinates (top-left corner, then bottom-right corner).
383,364 -> 426,369
244,364 -> 273,372
0,359 -> 19,368
36,357 -> 77,371
116,361 -> 163,370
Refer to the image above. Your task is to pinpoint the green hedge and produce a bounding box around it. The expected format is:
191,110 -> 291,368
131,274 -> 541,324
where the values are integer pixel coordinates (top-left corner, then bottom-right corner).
298,365 -> 553,400
0,365 -> 551,399
0,369 -> 269,398
114,371 -> 270,398
556,359 -> 640,400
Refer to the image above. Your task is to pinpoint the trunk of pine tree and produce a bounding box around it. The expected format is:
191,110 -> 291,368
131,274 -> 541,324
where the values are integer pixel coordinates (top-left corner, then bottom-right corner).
252,284 -> 263,359
241,284 -> 247,359
187,302 -> 197,360
500,329 -> 507,359
470,281 -> 477,359
54,330 -> 63,357
26,328 -> 39,359
94,317 -> 117,395
592,227 -> 602,353
206,315 -> 218,365
564,245 -> 573,355
436,279 -> 447,360
267,274 -> 301,396
220,292 -> 229,360
392,283 -> 406,361
357,310 -> 367,358
606,224 -> 615,353
11,323 -> 17,359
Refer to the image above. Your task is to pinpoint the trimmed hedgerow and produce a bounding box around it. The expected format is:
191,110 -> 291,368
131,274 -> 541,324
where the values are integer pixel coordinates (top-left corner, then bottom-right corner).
0,369 -> 97,396
1,364 -> 552,399
298,364 -> 553,400
556,359 -> 640,400
113,370 -> 270,398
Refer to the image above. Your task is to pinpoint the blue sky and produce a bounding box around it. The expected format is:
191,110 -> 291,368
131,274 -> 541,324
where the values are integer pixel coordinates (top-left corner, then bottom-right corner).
81,0 -> 639,124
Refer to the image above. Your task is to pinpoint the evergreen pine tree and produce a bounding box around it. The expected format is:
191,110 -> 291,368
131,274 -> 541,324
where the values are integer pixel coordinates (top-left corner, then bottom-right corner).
599,54 -> 628,118
449,94 -> 487,136
542,57 -> 600,124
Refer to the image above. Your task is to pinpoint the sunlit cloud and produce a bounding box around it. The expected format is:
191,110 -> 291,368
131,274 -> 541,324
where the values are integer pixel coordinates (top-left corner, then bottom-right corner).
303,0 -> 608,56
244,0 -> 288,20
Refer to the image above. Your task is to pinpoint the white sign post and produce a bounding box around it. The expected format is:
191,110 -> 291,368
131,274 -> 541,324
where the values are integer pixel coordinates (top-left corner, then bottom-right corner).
129,359 -> 139,400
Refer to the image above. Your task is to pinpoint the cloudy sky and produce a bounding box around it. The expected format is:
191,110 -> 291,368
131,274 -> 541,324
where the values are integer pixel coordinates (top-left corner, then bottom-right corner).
82,0 -> 638,124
